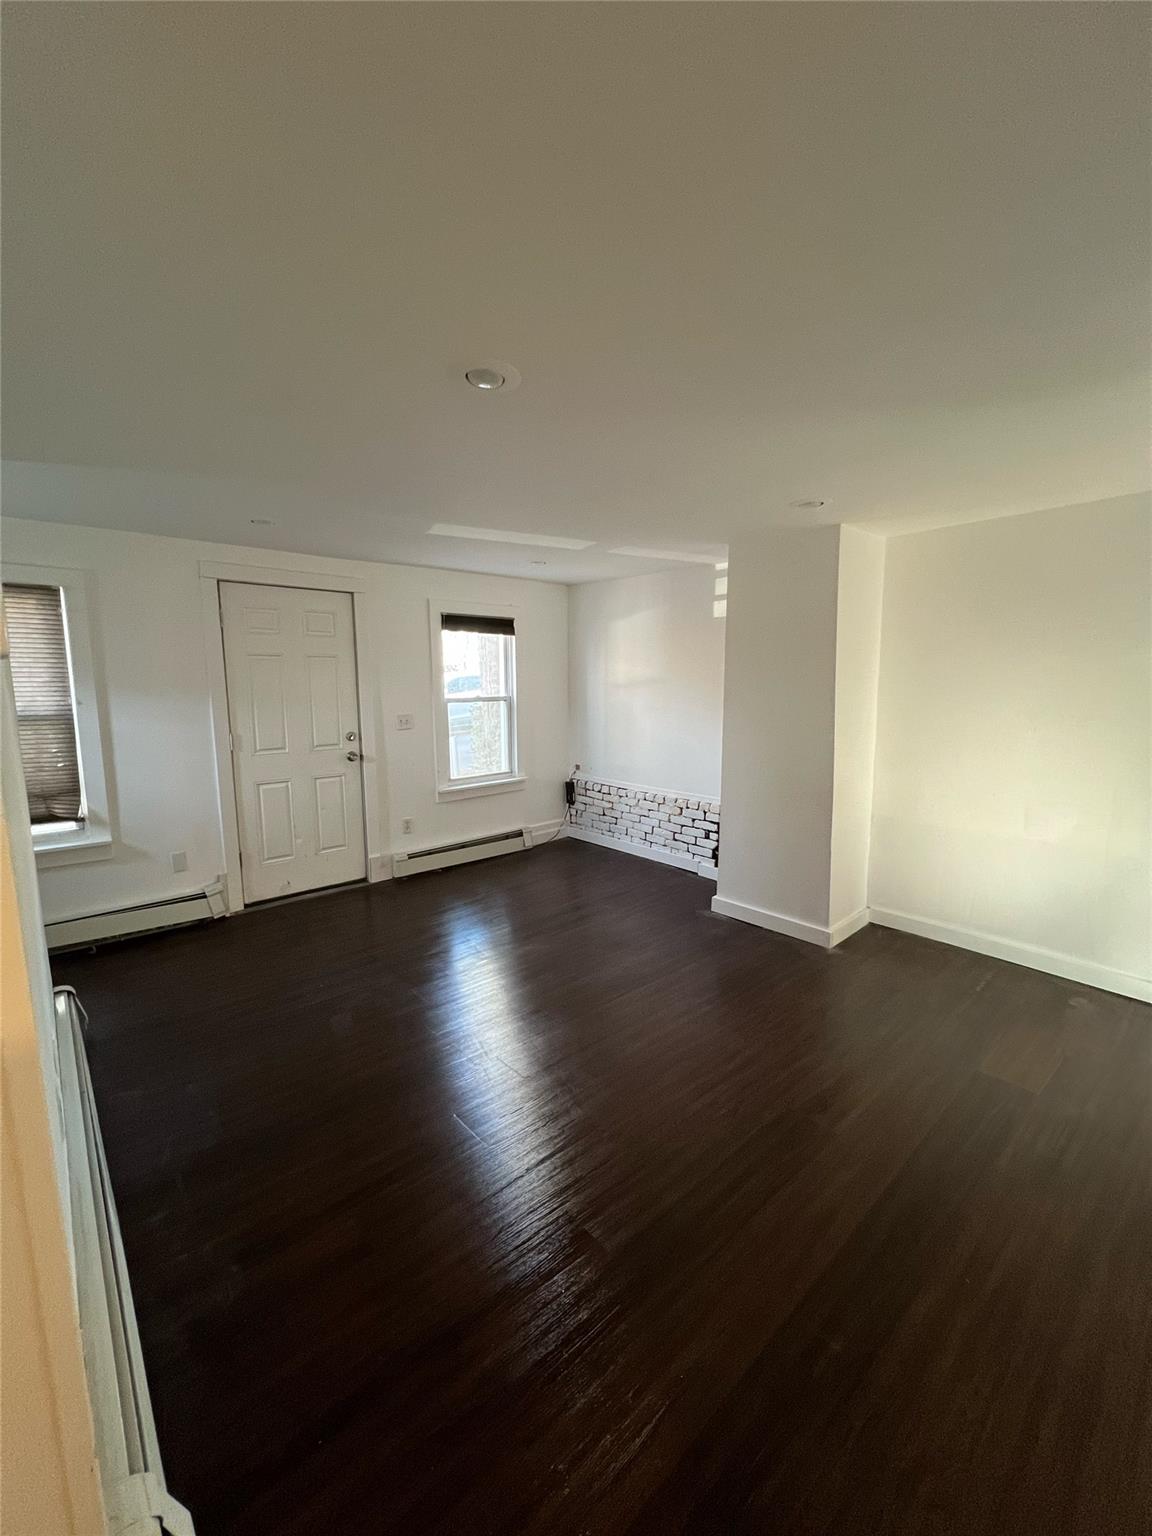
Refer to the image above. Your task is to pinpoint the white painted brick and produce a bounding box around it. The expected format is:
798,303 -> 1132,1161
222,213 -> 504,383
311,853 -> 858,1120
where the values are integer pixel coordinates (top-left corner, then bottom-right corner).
573,777 -> 720,856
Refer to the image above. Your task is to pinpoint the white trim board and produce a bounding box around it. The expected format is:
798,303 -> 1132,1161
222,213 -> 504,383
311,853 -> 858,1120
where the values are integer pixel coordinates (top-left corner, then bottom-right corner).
567,824 -> 718,880
198,560 -> 367,594
829,907 -> 872,946
524,818 -> 568,847
869,907 -> 1152,1004
710,895 -> 868,949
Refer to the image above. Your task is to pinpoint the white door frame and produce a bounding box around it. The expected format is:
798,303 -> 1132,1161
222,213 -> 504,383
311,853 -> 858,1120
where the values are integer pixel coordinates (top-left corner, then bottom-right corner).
199,561 -> 388,914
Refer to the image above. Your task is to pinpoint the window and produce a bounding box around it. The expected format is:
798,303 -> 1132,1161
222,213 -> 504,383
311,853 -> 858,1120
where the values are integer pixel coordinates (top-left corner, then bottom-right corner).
2,567 -> 111,857
4,584 -> 83,828
436,611 -> 519,791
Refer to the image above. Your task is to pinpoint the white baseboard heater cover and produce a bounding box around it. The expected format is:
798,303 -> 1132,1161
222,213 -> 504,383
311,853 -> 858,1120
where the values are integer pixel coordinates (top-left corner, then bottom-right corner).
46,884 -> 226,951
393,828 -> 527,878
54,987 -> 196,1536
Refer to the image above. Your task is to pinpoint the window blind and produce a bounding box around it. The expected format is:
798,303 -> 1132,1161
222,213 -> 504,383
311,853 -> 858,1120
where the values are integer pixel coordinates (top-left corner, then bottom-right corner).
3,584 -> 83,825
440,612 -> 515,636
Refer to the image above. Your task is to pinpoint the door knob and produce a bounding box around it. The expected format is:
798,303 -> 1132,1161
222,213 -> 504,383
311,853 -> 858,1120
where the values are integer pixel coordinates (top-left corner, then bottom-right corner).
346,751 -> 362,761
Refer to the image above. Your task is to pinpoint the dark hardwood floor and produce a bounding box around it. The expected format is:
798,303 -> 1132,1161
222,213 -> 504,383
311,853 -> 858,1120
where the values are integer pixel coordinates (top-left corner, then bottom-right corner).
52,841 -> 1151,1535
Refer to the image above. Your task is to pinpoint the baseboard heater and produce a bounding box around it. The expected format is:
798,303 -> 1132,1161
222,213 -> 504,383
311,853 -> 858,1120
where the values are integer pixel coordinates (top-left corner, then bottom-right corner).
392,828 -> 527,879
46,883 -> 226,951
54,987 -> 195,1535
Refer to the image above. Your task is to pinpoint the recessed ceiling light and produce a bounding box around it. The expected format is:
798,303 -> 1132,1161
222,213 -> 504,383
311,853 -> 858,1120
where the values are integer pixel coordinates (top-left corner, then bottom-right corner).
790,498 -> 826,510
609,546 -> 724,565
464,361 -> 522,392
428,523 -> 592,550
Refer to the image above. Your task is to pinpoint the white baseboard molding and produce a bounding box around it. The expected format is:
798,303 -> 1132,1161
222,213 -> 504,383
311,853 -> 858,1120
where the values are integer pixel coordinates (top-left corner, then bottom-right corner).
525,818 -> 569,846
869,906 -> 1152,1003
567,824 -> 718,880
45,883 -> 226,950
829,906 -> 872,946
710,894 -> 865,948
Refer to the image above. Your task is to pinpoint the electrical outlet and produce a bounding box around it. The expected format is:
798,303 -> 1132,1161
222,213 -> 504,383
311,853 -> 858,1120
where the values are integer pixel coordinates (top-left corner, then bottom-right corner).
170,851 -> 188,873
396,713 -> 415,731
401,817 -> 414,835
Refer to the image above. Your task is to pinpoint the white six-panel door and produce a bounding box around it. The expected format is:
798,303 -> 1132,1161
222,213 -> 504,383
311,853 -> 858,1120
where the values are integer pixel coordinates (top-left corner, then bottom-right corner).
220,583 -> 367,903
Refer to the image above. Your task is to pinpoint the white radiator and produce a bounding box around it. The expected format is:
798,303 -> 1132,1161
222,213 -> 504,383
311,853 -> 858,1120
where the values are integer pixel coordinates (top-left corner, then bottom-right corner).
46,883 -> 226,951
392,827 -> 527,878
53,987 -> 195,1536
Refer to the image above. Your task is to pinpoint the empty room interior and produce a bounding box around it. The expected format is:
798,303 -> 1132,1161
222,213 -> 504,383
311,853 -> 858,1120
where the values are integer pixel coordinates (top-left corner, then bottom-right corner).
2,5 -> 1150,1535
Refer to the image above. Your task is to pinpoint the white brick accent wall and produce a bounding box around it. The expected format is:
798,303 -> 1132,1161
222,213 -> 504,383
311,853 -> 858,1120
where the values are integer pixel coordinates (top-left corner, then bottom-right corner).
570,776 -> 720,869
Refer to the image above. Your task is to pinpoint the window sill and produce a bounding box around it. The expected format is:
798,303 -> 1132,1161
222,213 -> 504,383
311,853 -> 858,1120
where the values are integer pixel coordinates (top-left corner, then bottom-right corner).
33,828 -> 115,867
436,775 -> 527,803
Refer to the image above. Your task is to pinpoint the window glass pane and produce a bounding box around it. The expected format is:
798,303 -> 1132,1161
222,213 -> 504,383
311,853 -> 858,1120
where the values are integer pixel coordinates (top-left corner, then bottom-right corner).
442,629 -> 508,699
446,699 -> 510,779
2,584 -> 83,825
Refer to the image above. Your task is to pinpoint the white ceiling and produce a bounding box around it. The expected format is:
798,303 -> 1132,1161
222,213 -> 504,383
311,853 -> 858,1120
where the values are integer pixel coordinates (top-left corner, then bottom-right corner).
2,3 -> 1148,583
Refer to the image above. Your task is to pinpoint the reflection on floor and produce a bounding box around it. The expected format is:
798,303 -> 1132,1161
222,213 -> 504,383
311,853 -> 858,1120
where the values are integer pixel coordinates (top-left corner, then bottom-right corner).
53,841 -> 1152,1536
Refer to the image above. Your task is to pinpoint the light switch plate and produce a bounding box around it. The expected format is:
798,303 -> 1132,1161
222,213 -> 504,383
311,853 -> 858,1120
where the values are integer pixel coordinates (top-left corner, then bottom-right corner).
396,714 -> 415,730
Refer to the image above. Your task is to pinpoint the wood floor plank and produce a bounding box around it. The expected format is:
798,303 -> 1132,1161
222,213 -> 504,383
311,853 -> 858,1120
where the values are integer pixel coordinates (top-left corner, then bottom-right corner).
51,841 -> 1151,1535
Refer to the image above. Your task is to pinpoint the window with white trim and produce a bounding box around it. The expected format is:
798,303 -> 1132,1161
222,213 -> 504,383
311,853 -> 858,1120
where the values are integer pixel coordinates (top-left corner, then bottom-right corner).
437,612 -> 518,786
4,584 -> 83,830
2,567 -> 112,857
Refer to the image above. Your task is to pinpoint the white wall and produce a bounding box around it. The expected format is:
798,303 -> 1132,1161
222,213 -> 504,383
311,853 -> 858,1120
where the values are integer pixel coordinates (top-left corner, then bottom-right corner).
713,524 -> 884,944
568,566 -> 725,800
828,525 -> 885,929
1,519 -> 569,923
714,526 -> 842,933
870,494 -> 1151,997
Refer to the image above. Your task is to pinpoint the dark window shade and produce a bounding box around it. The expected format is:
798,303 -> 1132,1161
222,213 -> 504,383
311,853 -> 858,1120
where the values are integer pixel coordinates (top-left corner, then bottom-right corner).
3,584 -> 83,825
440,612 -> 515,637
